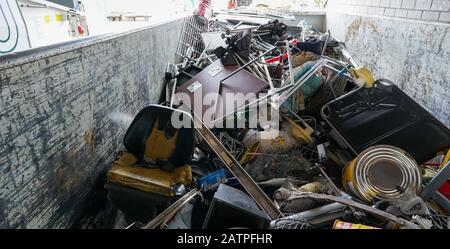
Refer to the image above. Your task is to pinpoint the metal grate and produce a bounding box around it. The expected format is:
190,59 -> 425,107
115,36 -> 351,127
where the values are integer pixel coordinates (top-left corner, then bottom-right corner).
176,15 -> 208,62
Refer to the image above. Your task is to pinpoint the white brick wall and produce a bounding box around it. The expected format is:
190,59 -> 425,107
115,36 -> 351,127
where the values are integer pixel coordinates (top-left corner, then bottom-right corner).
415,0 -> 432,10
328,0 -> 450,23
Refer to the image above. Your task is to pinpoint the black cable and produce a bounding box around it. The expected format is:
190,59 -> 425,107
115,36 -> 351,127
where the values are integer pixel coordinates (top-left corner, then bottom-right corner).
0,3 -> 11,42
0,0 -> 19,53
15,0 -> 31,48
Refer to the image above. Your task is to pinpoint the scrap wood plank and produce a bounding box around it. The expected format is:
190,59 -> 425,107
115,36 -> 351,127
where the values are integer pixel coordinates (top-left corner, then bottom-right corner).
193,114 -> 283,220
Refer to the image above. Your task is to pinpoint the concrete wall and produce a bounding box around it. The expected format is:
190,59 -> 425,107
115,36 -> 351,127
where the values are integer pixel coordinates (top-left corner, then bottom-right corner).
0,18 -> 183,228
327,0 -> 450,127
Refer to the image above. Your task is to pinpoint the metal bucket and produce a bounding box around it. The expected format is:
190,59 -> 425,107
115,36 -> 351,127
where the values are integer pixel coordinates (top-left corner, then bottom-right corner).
342,145 -> 422,203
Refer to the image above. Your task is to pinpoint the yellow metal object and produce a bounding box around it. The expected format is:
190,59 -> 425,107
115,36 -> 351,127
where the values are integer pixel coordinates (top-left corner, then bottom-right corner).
144,118 -> 178,164
107,152 -> 192,197
287,118 -> 313,144
333,219 -> 380,229
349,66 -> 375,88
55,14 -> 63,22
342,158 -> 357,195
441,149 -> 450,169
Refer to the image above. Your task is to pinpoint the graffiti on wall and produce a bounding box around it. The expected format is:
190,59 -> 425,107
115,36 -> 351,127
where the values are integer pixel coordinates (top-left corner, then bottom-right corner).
0,0 -> 30,54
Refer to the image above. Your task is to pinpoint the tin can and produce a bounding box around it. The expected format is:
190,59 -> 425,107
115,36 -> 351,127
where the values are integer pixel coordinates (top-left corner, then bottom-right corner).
342,145 -> 422,203
333,219 -> 380,229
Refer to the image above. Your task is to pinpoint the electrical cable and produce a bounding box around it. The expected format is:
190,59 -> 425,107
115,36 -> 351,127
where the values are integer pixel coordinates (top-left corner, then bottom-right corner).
0,0 -> 19,53
15,0 -> 31,48
0,3 -> 11,42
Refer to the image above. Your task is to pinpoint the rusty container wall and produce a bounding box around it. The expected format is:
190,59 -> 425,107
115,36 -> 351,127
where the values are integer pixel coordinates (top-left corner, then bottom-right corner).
0,18 -> 183,228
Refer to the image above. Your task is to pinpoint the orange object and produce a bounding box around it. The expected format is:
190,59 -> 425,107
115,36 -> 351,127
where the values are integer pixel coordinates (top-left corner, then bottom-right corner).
228,0 -> 237,10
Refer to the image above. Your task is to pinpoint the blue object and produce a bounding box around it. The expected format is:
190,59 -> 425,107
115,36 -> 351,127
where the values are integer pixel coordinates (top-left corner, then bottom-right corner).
197,169 -> 228,192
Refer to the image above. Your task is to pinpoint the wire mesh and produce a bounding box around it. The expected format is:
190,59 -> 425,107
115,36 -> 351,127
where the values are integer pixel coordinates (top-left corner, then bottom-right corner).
176,15 -> 208,62
211,131 -> 245,169
295,143 -> 319,163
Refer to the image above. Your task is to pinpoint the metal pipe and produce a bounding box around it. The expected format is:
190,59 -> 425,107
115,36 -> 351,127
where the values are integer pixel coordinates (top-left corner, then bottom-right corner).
220,47 -> 276,83
285,40 -> 295,88
321,31 -> 330,57
262,59 -> 274,90
271,202 -> 346,228
169,78 -> 178,108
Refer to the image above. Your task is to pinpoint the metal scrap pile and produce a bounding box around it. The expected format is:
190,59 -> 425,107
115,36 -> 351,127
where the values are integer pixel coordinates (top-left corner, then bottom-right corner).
109,8 -> 450,230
